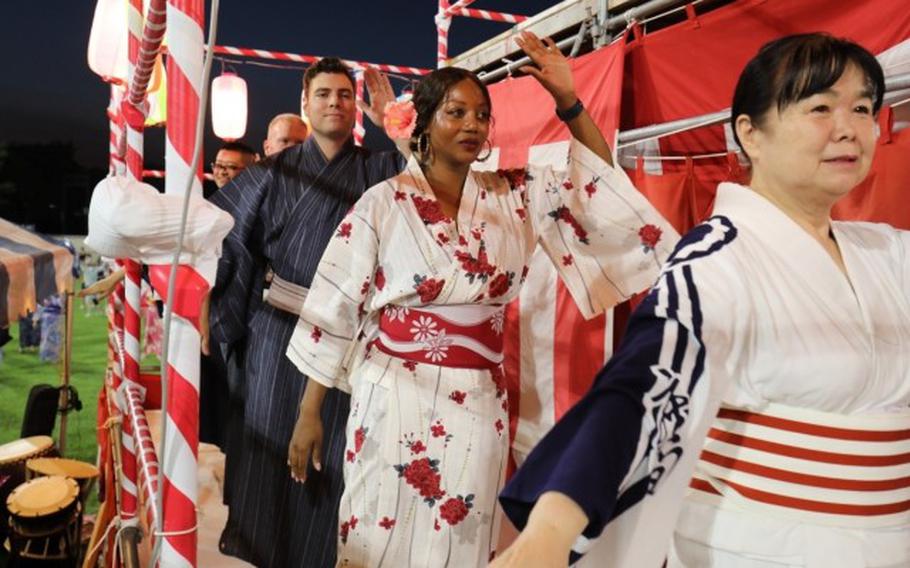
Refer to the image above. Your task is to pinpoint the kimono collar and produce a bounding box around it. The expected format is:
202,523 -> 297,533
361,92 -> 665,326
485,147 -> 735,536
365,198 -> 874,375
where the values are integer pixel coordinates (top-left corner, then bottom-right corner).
401,155 -> 493,199
713,182 -> 857,300
712,182 -> 834,240
403,154 -> 433,195
301,135 -> 357,167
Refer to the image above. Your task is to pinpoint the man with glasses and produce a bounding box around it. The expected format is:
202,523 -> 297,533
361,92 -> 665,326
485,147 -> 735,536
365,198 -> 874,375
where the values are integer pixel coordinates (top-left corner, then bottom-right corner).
211,141 -> 257,189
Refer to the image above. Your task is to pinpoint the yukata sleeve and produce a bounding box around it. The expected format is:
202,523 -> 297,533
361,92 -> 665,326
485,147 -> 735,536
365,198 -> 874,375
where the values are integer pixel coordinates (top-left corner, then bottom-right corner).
898,228 -> 910,297
525,138 -> 679,319
286,189 -> 383,391
500,222 -> 741,563
208,165 -> 272,344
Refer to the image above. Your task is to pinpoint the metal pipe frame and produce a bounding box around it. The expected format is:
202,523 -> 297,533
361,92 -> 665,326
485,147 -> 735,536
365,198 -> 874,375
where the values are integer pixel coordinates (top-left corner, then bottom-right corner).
618,71 -> 910,147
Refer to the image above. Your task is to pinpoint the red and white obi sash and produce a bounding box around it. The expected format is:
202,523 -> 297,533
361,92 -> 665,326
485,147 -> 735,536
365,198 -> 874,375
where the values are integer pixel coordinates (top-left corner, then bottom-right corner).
372,304 -> 505,370
689,403 -> 910,528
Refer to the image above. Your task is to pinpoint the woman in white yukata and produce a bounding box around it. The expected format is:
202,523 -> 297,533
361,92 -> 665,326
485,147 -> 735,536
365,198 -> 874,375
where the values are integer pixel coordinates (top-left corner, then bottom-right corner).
492,34 -> 910,568
283,31 -> 678,567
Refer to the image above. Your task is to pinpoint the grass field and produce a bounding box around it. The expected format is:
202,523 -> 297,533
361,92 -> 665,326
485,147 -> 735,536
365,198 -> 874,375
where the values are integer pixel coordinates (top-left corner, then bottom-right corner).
0,298 -> 108,467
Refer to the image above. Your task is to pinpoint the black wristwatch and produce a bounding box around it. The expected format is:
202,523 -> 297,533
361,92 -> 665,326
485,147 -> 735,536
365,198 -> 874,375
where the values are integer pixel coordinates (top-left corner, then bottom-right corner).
556,98 -> 584,122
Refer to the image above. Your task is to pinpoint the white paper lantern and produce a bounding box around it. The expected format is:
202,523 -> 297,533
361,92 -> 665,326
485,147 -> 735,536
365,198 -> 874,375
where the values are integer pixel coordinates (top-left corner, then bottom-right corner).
211,72 -> 248,141
87,0 -> 129,83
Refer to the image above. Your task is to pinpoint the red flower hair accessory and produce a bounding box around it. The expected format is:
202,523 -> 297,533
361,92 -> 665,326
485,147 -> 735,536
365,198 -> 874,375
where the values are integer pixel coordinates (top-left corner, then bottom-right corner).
384,99 -> 417,140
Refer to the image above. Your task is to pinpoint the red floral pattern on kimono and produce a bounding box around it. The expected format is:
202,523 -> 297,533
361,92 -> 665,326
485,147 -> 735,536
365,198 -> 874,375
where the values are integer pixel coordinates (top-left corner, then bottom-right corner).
336,222 -> 352,241
638,223 -> 664,252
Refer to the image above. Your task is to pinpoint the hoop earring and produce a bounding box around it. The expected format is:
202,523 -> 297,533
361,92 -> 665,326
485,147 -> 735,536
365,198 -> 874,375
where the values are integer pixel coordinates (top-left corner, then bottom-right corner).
476,139 -> 493,163
416,132 -> 430,161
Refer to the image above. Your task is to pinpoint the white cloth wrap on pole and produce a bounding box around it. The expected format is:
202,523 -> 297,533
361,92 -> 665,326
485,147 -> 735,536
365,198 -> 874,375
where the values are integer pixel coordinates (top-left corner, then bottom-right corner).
85,176 -> 233,266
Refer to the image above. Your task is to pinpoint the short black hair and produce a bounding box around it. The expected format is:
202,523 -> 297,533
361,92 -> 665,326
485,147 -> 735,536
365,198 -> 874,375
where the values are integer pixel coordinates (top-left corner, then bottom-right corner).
731,33 -> 885,153
303,57 -> 356,96
218,141 -> 256,157
409,67 -> 492,154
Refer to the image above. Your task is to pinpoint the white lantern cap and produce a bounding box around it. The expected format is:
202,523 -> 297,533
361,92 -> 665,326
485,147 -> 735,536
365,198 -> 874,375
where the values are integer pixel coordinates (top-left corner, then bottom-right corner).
212,72 -> 248,141
87,0 -> 129,83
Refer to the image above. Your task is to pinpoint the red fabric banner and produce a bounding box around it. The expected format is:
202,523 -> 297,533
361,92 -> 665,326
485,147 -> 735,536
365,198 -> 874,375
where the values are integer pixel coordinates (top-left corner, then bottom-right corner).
622,0 -> 910,132
833,108 -> 910,229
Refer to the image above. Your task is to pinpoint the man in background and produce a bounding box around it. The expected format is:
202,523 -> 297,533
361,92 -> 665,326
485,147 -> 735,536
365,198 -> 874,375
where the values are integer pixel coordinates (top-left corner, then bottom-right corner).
262,113 -> 309,157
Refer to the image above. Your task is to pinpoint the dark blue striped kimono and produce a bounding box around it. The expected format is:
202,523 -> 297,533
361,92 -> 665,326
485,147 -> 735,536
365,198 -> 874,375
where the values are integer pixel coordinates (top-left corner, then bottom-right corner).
209,137 -> 403,568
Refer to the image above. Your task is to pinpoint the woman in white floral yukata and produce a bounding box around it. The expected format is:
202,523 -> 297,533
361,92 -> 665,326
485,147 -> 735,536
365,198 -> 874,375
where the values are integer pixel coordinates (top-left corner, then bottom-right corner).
284,31 -> 678,567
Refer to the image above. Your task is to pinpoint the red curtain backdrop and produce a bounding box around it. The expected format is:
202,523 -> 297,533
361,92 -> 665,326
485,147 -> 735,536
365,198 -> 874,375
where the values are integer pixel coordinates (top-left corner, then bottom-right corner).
833,108 -> 910,229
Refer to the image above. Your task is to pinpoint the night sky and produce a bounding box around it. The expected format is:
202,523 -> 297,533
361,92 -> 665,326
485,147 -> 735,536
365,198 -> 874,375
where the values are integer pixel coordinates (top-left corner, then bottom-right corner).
0,1 -> 558,173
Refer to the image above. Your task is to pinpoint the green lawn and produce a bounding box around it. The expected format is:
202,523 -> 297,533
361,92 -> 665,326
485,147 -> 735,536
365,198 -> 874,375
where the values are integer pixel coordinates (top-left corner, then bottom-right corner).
0,298 -> 108,466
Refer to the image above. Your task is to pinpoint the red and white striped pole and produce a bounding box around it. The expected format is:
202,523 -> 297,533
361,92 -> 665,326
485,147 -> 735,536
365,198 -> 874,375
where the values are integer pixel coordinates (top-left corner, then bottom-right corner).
436,0 -> 452,68
354,70 -> 365,146
442,0 -> 477,17
446,6 -> 527,23
107,277 -> 131,531
116,0 -> 146,535
119,260 -> 141,527
124,383 -> 161,534
109,86 -> 126,176
154,0 -> 207,565
210,45 -> 432,76
143,169 -> 215,181
121,0 -> 168,553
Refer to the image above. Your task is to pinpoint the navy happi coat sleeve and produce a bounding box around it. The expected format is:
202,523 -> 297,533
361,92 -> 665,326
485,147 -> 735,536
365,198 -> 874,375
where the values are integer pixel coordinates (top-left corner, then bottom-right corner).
500,218 -> 742,565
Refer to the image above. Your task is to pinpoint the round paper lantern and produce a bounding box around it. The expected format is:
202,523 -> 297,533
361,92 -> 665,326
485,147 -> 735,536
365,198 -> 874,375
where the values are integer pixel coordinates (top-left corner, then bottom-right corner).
87,0 -> 128,83
211,72 -> 248,141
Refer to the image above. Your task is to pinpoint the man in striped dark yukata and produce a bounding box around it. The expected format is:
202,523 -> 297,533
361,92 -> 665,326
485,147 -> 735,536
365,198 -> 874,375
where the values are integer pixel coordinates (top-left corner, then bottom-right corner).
207,57 -> 405,567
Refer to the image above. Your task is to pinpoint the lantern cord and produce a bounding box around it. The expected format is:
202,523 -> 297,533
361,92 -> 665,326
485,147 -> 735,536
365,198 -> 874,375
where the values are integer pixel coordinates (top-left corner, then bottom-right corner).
214,55 -> 308,72
149,0 -> 220,565
212,55 -> 417,86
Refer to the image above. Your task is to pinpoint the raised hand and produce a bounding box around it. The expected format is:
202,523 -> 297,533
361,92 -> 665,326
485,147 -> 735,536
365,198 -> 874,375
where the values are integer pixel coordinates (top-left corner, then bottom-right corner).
514,31 -> 576,109
357,67 -> 396,128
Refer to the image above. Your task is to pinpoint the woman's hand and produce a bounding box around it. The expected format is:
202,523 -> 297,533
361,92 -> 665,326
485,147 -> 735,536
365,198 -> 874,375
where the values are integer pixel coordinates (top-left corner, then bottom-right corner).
288,406 -> 323,483
490,492 -> 588,568
514,30 -> 613,165
515,31 -> 576,110
490,529 -> 572,568
287,379 -> 329,483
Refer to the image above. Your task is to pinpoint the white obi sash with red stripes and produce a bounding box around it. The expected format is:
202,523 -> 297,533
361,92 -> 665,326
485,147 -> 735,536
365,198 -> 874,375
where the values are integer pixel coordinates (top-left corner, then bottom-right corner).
689,403 -> 910,528
372,304 -> 505,370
